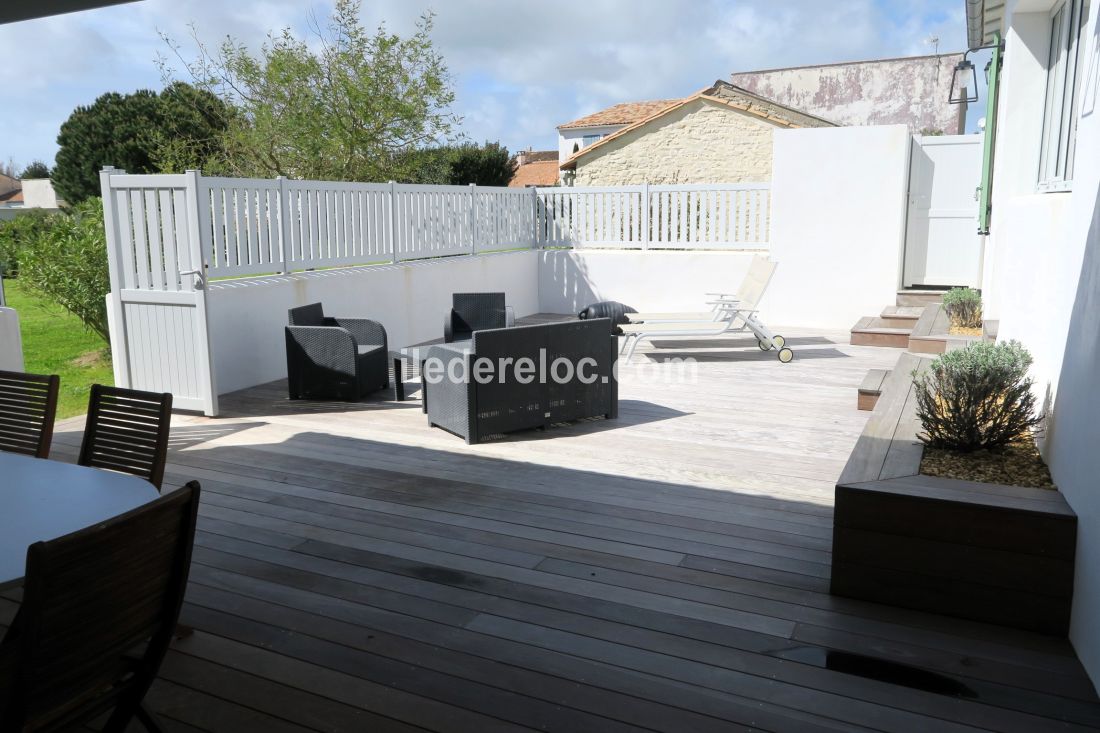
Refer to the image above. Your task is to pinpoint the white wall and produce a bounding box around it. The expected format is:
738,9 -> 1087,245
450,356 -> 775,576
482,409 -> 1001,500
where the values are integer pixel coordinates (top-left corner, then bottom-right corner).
0,307 -> 23,371
20,179 -> 62,209
763,125 -> 911,328
537,250 -> 757,315
983,0 -> 1100,691
207,251 -> 539,395
558,125 -> 622,165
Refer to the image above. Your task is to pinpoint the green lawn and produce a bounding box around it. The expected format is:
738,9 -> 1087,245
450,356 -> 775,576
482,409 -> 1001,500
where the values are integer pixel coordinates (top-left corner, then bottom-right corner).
4,279 -> 113,418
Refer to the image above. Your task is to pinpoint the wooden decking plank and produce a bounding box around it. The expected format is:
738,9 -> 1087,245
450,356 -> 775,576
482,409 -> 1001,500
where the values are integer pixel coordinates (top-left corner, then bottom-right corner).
183,603 -> 664,733
180,581 -> 754,733
169,632 -> 517,733
196,475 -> 831,592
187,537 -> 1093,730
157,650 -> 426,733
197,476 -> 833,576
193,520 -> 1086,697
198,502 -> 1076,675
142,678 -> 312,733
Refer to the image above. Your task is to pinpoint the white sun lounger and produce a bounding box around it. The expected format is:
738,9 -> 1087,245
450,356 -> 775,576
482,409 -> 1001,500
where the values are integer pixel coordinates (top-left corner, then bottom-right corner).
618,257 -> 791,363
626,255 -> 775,323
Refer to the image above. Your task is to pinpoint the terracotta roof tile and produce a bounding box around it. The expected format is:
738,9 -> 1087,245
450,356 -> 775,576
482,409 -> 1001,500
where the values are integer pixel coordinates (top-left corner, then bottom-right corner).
509,160 -> 560,188
0,189 -> 23,203
559,99 -> 683,130
517,150 -> 558,163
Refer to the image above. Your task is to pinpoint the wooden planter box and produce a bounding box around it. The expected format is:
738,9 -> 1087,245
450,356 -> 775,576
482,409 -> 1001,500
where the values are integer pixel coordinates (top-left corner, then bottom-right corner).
832,354 -> 1077,636
907,303 -> 984,354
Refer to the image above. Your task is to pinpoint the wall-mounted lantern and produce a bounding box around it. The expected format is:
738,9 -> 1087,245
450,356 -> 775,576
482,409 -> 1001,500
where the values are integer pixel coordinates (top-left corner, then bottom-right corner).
949,57 -> 979,104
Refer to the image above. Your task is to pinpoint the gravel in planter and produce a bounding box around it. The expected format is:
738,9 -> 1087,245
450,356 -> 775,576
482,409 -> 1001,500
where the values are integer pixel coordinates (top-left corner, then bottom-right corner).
920,434 -> 1055,489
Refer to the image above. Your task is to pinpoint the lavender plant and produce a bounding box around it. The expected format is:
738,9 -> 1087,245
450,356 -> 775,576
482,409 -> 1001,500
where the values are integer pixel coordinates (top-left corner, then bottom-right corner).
914,340 -> 1043,452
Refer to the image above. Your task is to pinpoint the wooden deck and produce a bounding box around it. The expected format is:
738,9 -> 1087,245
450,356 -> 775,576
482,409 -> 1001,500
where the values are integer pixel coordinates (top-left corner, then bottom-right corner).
6,320 -> 1100,732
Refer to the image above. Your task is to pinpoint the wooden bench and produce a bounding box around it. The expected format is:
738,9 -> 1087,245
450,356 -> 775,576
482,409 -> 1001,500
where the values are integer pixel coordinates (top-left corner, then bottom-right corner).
832,353 -> 1078,635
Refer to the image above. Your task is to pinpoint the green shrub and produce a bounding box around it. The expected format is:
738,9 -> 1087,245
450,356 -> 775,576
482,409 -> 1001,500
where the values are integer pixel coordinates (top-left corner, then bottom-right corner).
0,209 -> 57,277
941,287 -> 982,329
16,198 -> 110,342
913,340 -> 1043,452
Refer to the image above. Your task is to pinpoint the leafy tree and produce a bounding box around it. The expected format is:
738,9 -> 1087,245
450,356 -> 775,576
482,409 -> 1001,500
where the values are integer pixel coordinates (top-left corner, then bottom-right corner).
53,90 -> 164,203
53,84 -> 230,203
18,160 -> 51,179
0,209 -> 55,277
15,198 -> 110,341
163,0 -> 458,181
398,142 -> 516,186
446,142 -> 516,186
150,82 -> 236,174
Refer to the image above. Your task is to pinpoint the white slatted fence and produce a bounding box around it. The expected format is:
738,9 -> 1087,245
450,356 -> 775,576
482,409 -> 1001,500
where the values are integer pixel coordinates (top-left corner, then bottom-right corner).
535,182 -> 770,249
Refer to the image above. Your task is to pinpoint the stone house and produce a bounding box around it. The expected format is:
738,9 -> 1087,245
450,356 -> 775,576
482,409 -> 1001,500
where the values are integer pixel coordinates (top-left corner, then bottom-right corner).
556,99 -> 682,168
558,80 -> 834,186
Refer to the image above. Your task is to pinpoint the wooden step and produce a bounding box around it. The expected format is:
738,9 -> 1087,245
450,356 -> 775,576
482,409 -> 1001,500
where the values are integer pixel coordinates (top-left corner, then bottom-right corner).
857,368 -> 889,411
850,317 -> 911,348
896,289 -> 944,307
878,305 -> 924,328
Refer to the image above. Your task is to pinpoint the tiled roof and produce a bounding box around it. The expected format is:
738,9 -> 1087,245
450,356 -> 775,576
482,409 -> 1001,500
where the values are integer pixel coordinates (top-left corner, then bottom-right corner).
509,160 -> 560,188
558,99 -> 683,130
561,81 -> 835,169
0,189 -> 23,203
517,150 -> 558,163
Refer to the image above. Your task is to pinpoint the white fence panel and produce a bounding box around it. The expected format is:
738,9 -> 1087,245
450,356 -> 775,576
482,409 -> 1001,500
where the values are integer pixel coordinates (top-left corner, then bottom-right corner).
475,187 -> 533,252
535,183 -> 769,249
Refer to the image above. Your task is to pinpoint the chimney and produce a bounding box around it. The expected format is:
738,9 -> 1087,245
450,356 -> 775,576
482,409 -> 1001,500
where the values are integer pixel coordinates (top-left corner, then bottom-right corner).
515,148 -> 529,167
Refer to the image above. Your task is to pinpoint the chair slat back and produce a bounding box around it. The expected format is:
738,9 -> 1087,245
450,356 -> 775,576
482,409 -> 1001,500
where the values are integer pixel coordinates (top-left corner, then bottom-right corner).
0,482 -> 200,731
79,385 -> 172,489
736,256 -> 778,311
453,292 -> 506,335
0,370 -> 60,459
288,303 -> 326,326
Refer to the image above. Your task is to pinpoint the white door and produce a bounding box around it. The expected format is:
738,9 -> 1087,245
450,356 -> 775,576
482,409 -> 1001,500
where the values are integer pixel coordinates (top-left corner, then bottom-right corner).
102,170 -> 219,415
903,135 -> 983,287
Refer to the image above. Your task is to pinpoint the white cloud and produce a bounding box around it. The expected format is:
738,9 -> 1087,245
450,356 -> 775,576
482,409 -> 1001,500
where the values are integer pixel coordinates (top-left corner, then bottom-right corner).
0,0 -> 968,168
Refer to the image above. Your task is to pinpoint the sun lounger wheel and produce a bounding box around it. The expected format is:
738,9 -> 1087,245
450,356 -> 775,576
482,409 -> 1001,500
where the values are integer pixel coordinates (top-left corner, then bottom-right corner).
777,347 -> 794,363
757,335 -> 786,351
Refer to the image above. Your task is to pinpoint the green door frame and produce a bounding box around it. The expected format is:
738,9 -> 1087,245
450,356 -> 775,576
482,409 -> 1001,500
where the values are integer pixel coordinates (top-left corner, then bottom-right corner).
978,32 -> 1002,235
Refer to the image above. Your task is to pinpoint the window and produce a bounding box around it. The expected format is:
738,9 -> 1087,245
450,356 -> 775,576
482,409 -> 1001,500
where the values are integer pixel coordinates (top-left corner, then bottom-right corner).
1038,0 -> 1091,190
581,134 -> 602,147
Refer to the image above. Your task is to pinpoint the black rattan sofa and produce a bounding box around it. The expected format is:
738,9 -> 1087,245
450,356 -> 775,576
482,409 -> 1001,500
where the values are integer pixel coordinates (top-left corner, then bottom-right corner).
444,292 -> 514,343
285,303 -> 388,401
422,318 -> 617,444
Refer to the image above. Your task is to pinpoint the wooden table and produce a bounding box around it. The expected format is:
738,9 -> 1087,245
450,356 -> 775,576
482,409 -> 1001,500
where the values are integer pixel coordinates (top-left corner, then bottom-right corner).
0,452 -> 159,589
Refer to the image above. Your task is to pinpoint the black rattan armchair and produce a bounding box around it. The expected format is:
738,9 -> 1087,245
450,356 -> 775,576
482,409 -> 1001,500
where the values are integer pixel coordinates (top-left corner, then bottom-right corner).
286,303 -> 388,401
444,292 -> 514,343
424,319 -> 617,444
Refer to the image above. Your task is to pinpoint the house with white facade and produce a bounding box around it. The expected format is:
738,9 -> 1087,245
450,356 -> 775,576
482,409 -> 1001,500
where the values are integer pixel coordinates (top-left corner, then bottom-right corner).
966,0 -> 1100,691
556,98 -> 681,171
0,175 -> 65,220
558,81 -> 834,186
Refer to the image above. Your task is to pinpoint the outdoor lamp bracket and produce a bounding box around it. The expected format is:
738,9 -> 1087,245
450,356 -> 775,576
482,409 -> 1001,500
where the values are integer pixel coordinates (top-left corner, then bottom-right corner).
948,40 -> 1004,105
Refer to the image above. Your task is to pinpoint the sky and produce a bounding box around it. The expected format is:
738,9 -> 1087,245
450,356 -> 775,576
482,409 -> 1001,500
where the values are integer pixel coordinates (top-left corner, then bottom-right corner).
0,0 -> 982,171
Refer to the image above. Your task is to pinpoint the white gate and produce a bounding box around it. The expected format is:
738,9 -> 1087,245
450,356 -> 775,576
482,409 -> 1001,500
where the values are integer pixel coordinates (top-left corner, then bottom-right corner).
903,135 -> 983,287
101,169 -> 218,415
